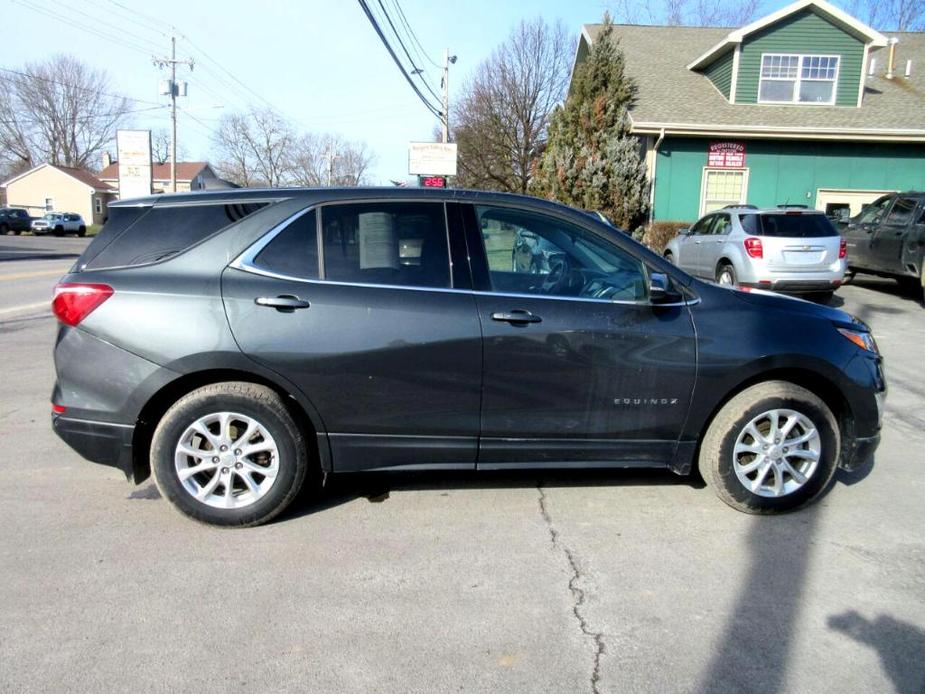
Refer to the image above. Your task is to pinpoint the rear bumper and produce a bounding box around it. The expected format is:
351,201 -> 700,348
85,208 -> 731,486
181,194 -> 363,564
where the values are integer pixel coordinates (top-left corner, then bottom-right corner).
52,414 -> 135,480
739,278 -> 843,294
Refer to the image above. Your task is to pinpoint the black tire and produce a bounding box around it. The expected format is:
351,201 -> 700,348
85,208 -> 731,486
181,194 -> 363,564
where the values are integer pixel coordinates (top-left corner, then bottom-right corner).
150,382 -> 309,527
77,225 -> 86,237
664,251 -> 674,265
53,226 -> 64,237
0,223 -> 8,235
698,380 -> 839,514
716,262 -> 737,286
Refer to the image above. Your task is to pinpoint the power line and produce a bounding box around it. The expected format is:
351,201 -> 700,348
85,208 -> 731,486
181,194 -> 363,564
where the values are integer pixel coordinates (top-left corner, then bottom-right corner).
357,0 -> 442,118
390,0 -> 441,69
0,68 -> 164,106
373,0 -> 442,105
0,105 -> 166,127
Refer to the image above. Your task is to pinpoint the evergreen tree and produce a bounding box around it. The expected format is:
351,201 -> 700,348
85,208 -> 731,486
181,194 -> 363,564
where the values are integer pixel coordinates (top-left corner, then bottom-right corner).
532,16 -> 649,231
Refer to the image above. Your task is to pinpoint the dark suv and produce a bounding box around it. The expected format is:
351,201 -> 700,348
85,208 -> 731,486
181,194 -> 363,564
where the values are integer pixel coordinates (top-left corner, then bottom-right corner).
51,189 -> 886,526
0,207 -> 33,234
843,191 -> 925,291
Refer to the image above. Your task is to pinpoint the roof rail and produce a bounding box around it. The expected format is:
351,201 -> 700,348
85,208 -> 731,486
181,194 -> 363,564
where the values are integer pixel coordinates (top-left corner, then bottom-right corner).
722,204 -> 758,210
776,204 -> 809,209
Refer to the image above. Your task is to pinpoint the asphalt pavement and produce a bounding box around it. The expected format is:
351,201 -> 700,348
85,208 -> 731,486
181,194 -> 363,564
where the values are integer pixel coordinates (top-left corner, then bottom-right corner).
0,244 -> 923,693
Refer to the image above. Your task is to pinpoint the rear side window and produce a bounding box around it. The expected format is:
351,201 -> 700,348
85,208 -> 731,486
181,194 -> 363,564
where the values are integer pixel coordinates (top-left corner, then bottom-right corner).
83,202 -> 268,269
320,202 -> 450,289
740,213 -> 837,238
252,210 -> 318,279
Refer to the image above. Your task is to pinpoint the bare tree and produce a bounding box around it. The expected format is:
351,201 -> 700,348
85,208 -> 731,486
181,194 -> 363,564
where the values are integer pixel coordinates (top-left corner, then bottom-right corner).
215,109 -> 375,187
150,128 -> 186,165
452,17 -> 572,193
608,0 -> 760,26
0,55 -> 132,172
843,0 -> 924,30
213,107 -> 294,187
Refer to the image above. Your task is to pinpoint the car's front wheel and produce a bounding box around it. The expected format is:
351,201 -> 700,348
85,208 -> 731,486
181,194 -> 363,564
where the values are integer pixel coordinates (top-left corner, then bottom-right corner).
699,381 -> 839,514
150,382 -> 309,527
77,225 -> 86,237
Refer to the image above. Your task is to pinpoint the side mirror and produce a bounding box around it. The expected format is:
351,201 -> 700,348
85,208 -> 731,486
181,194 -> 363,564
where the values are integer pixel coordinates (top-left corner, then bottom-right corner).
678,227 -> 691,236
649,272 -> 682,304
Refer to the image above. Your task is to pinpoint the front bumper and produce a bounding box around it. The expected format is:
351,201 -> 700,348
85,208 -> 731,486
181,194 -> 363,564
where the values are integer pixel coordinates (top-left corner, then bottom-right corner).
52,414 -> 135,480
840,433 -> 881,471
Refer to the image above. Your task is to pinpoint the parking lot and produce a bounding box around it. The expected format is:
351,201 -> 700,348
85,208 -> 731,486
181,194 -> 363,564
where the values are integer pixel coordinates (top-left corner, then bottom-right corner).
1,235 -> 923,693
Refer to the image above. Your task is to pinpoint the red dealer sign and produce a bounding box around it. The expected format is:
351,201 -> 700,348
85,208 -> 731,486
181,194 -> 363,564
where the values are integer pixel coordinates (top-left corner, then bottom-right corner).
708,141 -> 746,168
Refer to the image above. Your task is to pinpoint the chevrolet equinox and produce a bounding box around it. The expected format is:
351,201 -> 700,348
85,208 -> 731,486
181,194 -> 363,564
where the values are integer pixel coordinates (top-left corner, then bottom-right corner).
51,188 -> 886,526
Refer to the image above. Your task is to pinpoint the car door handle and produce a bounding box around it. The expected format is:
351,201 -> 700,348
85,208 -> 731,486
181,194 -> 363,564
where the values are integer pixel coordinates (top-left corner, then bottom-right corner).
491,310 -> 542,324
255,295 -> 311,311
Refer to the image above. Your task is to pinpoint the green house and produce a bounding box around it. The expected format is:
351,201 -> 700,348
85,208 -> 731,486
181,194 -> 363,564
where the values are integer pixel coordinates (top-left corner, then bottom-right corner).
574,0 -> 925,223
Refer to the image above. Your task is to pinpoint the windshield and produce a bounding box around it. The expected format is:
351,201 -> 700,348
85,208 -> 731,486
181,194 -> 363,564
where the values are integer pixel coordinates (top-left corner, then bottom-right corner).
740,213 -> 838,238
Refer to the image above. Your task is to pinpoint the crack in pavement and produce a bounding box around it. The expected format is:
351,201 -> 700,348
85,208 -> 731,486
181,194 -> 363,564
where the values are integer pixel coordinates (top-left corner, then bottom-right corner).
538,485 -> 605,694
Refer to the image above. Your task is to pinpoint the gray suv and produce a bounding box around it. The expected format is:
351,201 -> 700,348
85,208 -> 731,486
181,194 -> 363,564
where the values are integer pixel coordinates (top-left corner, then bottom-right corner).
664,206 -> 846,300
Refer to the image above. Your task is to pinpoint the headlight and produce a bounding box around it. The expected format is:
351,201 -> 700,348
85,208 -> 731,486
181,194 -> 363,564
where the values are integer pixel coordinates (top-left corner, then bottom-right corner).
837,327 -> 879,354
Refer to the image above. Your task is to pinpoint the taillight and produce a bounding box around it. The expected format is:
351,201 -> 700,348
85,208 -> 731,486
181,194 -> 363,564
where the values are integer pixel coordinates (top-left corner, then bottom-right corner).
52,404 -> 66,414
52,283 -> 113,326
839,237 -> 847,259
744,237 -> 763,259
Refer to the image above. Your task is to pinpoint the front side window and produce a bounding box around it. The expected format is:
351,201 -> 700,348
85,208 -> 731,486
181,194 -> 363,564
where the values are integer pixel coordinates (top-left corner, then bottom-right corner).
858,196 -> 893,225
883,197 -> 917,226
759,53 -> 839,104
321,202 -> 450,289
701,169 -> 747,215
476,205 -> 646,301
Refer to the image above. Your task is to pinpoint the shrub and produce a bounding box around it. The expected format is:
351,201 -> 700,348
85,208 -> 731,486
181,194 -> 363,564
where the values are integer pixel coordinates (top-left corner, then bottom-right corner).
641,221 -> 692,254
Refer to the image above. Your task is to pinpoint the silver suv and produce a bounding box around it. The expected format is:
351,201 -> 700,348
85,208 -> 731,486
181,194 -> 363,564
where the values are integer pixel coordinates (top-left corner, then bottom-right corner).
664,205 -> 846,299
32,212 -> 87,237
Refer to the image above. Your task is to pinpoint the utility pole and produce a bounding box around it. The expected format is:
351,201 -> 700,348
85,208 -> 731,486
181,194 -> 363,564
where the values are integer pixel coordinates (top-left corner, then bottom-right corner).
441,49 -> 457,144
324,149 -> 340,186
153,38 -> 193,193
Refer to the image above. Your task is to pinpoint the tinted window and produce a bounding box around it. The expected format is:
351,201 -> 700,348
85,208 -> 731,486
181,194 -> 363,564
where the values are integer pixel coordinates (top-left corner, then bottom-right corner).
253,210 -> 318,279
321,202 -> 450,289
690,215 -> 714,235
476,205 -> 646,301
84,202 -> 268,269
858,196 -> 892,225
740,213 -> 837,238
711,214 -> 733,235
883,197 -> 917,226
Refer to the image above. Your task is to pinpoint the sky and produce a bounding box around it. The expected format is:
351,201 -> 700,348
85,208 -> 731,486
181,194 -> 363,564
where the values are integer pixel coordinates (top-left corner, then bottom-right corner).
0,0 -> 889,184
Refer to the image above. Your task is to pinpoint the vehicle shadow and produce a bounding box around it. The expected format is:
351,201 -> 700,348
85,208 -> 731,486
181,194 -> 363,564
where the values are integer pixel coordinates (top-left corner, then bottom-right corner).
283,467 -> 699,521
845,276 -> 924,307
696,506 -> 822,693
828,610 -> 925,694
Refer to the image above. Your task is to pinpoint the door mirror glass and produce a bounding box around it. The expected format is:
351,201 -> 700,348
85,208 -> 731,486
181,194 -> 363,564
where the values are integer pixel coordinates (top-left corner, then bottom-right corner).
678,227 -> 690,236
649,272 -> 682,304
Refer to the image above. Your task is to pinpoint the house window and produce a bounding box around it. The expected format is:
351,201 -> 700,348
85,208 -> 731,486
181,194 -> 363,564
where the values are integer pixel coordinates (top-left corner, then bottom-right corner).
701,169 -> 748,216
758,53 -> 839,104
44,197 -> 54,212
94,197 -> 103,215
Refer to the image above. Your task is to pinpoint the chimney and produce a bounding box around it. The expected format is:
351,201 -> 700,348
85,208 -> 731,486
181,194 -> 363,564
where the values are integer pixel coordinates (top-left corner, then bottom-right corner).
887,37 -> 899,79
102,151 -> 112,169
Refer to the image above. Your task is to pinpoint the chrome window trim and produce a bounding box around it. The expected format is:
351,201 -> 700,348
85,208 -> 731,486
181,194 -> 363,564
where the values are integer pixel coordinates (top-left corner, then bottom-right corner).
230,203 -> 701,307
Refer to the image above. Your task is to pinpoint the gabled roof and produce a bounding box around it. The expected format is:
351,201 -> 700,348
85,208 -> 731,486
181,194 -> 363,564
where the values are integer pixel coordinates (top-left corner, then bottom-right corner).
578,24 -> 925,140
1,163 -> 114,192
687,0 -> 888,70
98,161 -> 211,182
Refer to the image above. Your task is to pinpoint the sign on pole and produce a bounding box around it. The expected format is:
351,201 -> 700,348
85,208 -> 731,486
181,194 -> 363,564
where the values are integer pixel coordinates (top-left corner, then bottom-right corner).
409,142 -> 457,176
116,130 -> 153,199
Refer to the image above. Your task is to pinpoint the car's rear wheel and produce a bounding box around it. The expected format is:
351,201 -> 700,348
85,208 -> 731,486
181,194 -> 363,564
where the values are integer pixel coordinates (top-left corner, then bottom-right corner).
716,263 -> 737,286
699,381 -> 839,514
664,251 -> 674,264
150,382 -> 309,527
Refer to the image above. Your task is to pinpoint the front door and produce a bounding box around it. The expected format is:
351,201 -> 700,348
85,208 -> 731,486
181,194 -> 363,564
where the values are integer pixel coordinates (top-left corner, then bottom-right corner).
222,201 -> 483,472
465,204 -> 697,468
871,196 -> 917,272
844,195 -> 893,270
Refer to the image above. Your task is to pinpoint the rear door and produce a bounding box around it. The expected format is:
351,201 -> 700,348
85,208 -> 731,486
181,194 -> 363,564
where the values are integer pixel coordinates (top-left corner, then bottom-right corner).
222,200 -> 483,473
463,203 -> 697,468
700,213 -> 732,277
681,214 -> 716,277
751,212 -> 841,272
871,196 -> 918,272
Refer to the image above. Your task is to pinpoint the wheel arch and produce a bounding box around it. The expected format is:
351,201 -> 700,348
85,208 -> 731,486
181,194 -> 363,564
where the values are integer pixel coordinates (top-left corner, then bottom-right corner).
131,367 -> 331,484
684,364 -> 855,477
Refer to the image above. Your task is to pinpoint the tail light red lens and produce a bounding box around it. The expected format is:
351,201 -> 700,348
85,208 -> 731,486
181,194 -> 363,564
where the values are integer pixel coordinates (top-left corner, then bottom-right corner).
839,237 -> 847,259
744,237 -> 764,259
52,283 -> 113,326
52,404 -> 66,414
